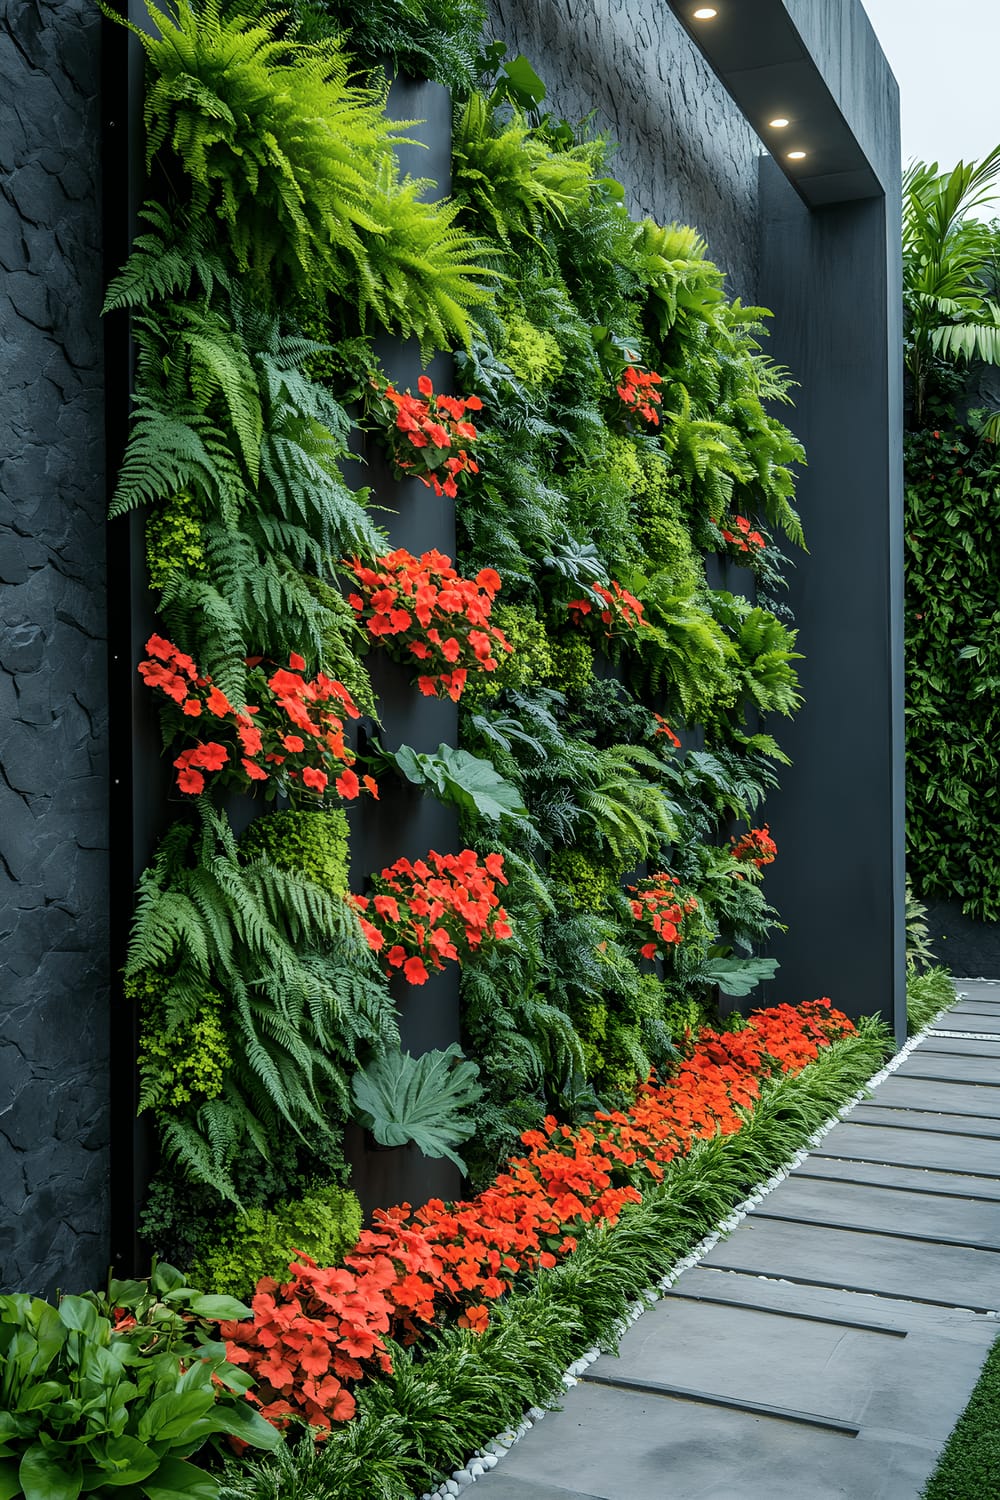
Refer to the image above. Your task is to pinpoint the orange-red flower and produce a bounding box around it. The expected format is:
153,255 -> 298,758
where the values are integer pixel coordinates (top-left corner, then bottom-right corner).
138,639 -> 373,806
344,550 -> 511,701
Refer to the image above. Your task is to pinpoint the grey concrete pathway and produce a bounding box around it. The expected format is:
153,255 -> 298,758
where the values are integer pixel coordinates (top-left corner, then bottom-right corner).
473,983 -> 1000,1500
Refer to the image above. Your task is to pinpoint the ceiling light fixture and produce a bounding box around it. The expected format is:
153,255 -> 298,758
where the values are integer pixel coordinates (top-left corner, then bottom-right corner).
787,150 -> 807,160
769,117 -> 790,128
692,7 -> 718,18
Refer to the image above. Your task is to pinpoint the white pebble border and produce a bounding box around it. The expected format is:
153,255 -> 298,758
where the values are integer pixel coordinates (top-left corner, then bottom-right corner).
419,994 -> 967,1498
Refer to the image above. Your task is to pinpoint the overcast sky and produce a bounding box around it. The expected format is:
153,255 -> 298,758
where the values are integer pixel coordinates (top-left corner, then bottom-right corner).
861,0 -> 1000,172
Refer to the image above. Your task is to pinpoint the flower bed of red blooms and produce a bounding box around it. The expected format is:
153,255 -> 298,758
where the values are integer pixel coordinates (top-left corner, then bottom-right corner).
349,849 -> 513,986
221,999 -> 855,1432
345,549 -> 512,701
138,638 -> 376,802
373,375 -> 482,498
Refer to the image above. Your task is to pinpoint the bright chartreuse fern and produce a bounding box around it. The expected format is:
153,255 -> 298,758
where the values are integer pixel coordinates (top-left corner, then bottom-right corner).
114,0 -> 496,346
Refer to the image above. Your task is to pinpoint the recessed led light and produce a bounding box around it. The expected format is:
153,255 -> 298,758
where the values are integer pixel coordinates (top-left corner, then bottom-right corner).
769,117 -> 790,129
787,150 -> 807,160
692,7 -> 718,18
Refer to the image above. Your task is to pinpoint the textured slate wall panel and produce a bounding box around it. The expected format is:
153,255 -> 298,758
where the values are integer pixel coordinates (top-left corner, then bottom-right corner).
486,0 -> 761,298
0,0 -> 110,1294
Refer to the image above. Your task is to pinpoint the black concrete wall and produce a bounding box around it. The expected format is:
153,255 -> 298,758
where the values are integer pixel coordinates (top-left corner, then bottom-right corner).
0,0 -> 110,1293
758,0 -> 906,1043
486,0 -> 762,300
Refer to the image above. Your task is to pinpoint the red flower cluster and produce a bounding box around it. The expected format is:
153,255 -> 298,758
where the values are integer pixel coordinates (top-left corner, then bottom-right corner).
345,550 -> 512,701
567,581 -> 648,639
350,849 -> 512,985
652,712 -> 682,749
138,637 -> 375,802
720,514 -> 766,553
730,824 -> 777,869
628,871 -> 699,959
615,363 -> 663,426
374,376 -> 483,498
222,1000 -> 855,1432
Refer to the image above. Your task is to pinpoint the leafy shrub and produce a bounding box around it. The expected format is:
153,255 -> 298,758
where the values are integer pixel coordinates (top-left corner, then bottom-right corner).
0,1273 -> 277,1499
125,801 -> 397,1199
121,0 -> 495,343
191,1182 -> 363,1301
132,970 -> 231,1112
289,0 -> 487,92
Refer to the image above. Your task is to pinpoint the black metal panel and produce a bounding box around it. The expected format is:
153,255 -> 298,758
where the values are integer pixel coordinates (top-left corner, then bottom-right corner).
757,157 -> 905,1042
345,79 -> 463,1214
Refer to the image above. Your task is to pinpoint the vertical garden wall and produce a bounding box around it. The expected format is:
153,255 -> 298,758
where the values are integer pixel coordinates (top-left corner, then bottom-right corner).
0,0 -> 903,1301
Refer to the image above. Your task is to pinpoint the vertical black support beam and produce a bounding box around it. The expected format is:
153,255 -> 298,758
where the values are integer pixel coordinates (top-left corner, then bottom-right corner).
758,159 -> 905,1043
346,77 -> 463,1215
104,0 -> 167,1275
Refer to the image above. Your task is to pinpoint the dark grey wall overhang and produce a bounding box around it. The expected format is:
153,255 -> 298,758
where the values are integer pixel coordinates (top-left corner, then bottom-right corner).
666,0 -> 892,203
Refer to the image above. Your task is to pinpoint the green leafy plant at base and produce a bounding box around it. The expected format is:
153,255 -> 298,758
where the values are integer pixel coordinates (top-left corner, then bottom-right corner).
907,964 -> 956,1036
190,1183 -> 363,1302
220,1024 -> 891,1500
921,1329 -> 1000,1500
0,1277 -> 279,1500
351,1045 -> 483,1170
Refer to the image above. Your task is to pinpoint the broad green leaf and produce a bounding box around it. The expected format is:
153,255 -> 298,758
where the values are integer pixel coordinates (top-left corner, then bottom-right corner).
137,1392 -> 214,1445
389,743 -> 527,825
702,956 -> 780,996
207,1400 -> 280,1451
140,1457 -> 218,1500
16,1383 -> 65,1414
19,1444 -> 82,1500
0,1460 -> 21,1500
502,54 -> 546,108
81,1434 -> 159,1488
57,1301 -> 99,1339
351,1045 -> 482,1169
184,1295 -> 251,1323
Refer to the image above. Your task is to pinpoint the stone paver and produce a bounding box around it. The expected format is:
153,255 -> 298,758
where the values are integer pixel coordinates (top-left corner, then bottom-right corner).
795,1157 -> 1000,1201
472,991 -> 1000,1500
812,1119 -> 1000,1174
750,1171 -> 1000,1245
851,1102 -> 1000,1138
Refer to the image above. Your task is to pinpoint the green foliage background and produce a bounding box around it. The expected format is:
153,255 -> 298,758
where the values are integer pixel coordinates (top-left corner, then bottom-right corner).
904,425 -> 1000,918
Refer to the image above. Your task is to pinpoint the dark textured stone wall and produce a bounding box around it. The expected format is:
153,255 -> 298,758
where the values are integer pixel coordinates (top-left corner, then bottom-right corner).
485,0 -> 761,299
0,0 -> 110,1293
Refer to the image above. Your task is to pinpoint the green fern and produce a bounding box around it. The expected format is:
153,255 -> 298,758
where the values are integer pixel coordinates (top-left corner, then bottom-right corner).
454,92 -> 599,248
125,801 -> 397,1201
112,0 -> 497,343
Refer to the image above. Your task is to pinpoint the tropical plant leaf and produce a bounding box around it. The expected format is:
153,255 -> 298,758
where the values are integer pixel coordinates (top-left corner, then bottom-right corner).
351,1045 -> 483,1169
702,956 -> 779,997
